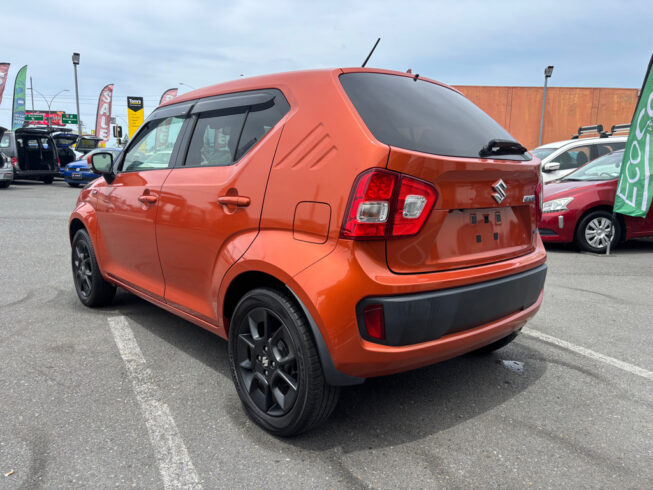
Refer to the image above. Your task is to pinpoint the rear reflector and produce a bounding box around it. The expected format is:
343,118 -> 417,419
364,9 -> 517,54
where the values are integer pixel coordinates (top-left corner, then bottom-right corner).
341,168 -> 437,239
363,304 -> 385,340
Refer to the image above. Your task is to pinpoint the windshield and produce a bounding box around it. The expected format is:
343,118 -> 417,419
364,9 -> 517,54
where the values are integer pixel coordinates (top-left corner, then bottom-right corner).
531,147 -> 556,160
562,150 -> 623,181
340,72 -> 530,160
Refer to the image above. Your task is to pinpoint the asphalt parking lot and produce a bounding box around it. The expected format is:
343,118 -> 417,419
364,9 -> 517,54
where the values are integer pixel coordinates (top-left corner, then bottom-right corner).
1,181 -> 651,489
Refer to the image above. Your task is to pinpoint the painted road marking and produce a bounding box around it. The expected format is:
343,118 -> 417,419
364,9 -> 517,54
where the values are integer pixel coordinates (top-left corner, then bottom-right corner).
523,328 -> 653,381
109,316 -> 202,490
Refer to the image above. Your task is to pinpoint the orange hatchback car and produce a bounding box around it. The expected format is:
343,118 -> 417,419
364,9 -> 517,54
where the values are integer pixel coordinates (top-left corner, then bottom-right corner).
70,68 -> 547,435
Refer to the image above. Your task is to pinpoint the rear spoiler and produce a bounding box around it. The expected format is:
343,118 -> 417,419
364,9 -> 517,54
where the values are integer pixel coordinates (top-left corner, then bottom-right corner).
571,125 -> 606,139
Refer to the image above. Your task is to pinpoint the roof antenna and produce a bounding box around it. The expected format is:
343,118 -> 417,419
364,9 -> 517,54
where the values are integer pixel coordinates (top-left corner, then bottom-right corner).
361,37 -> 381,68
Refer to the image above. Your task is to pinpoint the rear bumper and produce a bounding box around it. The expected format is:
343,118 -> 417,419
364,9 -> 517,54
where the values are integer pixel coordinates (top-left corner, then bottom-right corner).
293,237 -> 547,379
356,264 -> 546,346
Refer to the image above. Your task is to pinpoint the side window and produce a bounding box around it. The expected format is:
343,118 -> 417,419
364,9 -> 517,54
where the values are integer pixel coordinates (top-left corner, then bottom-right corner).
1,134 -> 11,148
235,99 -> 289,160
121,116 -> 185,172
40,138 -> 50,149
184,108 -> 246,167
597,141 -> 625,157
555,145 -> 592,171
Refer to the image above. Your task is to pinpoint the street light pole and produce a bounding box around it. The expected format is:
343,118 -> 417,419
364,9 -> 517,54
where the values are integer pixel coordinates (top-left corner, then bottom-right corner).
72,53 -> 82,136
538,65 -> 554,147
33,89 -> 69,126
179,82 -> 196,91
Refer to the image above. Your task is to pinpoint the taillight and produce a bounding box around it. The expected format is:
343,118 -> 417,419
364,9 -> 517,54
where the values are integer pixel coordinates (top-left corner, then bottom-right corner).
11,157 -> 17,167
535,177 -> 543,226
57,157 -> 61,166
341,168 -> 437,239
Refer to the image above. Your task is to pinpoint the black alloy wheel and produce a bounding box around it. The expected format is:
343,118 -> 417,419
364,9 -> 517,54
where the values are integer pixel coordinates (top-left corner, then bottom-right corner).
228,288 -> 340,436
236,307 -> 299,416
71,229 -> 116,307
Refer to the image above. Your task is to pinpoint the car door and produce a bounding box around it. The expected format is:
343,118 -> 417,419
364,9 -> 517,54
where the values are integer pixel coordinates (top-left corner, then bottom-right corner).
156,90 -> 289,323
94,110 -> 189,300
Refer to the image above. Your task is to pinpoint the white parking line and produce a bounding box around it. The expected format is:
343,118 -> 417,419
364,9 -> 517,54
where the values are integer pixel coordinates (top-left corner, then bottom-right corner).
108,316 -> 202,490
523,328 -> 653,381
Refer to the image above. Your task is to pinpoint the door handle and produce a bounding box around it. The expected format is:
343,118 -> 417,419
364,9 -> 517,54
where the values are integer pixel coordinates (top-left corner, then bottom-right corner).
217,196 -> 250,207
138,195 -> 158,204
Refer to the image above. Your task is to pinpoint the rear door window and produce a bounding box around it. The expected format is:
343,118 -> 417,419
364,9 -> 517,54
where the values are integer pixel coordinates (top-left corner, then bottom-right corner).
235,98 -> 290,160
184,108 -> 247,167
340,72 -> 529,160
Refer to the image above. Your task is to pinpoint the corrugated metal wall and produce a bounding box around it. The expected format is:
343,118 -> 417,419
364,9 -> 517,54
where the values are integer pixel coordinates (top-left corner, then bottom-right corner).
453,86 -> 638,150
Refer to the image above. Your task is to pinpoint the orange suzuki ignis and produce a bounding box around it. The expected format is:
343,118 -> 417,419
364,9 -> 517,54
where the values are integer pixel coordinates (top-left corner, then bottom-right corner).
70,68 -> 546,435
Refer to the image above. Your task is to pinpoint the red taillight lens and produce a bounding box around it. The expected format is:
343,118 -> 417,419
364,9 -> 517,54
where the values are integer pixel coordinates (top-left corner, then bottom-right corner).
341,169 -> 437,240
363,304 -> 385,340
57,157 -> 61,166
11,157 -> 17,167
535,178 -> 543,226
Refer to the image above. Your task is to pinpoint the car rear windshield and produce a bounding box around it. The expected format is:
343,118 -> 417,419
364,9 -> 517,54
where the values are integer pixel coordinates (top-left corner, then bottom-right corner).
339,72 -> 529,160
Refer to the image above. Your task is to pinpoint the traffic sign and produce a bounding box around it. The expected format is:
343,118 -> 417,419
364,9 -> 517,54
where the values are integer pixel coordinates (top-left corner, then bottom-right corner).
62,113 -> 78,124
25,113 -> 44,122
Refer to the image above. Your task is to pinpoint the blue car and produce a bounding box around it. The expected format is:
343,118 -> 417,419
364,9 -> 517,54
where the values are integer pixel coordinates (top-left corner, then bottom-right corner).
63,148 -> 121,187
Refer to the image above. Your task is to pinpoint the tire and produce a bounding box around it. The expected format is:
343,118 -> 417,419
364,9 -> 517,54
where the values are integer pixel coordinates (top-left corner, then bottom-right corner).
67,183 -> 81,188
575,210 -> 620,253
42,176 -> 54,184
473,332 -> 519,354
0,181 -> 10,189
228,287 -> 340,436
71,229 -> 116,307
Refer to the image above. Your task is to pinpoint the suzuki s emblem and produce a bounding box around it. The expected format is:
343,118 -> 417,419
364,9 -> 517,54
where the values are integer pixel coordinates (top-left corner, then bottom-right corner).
492,179 -> 507,204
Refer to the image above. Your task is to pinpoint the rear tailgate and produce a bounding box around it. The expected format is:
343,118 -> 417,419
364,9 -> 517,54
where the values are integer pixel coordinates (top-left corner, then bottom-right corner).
386,148 -> 539,273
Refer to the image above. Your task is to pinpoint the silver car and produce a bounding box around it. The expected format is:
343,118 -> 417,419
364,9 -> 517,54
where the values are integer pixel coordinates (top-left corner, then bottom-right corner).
0,127 -> 13,189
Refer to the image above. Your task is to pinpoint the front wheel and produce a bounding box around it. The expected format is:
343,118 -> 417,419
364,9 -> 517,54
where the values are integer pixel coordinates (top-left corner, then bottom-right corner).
71,229 -> 116,307
42,176 -> 54,184
228,287 -> 340,436
575,210 -> 620,253
67,182 -> 81,188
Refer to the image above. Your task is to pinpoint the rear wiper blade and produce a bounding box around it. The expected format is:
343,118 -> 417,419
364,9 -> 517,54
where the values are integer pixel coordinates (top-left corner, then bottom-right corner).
479,139 -> 527,157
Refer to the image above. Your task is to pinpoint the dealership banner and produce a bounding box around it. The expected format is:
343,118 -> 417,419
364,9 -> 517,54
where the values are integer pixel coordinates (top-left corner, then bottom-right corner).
615,54 -> 653,218
159,87 -> 178,105
0,63 -> 10,105
11,65 -> 27,130
95,84 -> 114,142
127,96 -> 144,138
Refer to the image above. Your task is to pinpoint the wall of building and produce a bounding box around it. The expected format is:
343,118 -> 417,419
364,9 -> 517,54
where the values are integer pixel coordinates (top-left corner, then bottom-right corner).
452,85 -> 638,149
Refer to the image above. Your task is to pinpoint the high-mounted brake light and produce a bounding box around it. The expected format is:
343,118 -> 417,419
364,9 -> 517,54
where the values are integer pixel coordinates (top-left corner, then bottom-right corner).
341,168 -> 437,239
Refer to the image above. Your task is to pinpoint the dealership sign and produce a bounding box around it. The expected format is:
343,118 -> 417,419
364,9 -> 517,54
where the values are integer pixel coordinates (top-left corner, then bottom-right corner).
127,96 -> 144,138
25,110 -> 65,126
615,57 -> 653,218
95,84 -> 114,142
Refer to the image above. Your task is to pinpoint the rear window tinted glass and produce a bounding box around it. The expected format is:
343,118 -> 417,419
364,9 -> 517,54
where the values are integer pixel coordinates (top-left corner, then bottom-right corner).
340,72 -> 529,160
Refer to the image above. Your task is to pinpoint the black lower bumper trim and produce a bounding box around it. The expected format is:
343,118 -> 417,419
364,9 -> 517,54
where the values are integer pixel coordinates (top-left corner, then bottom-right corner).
357,264 -> 547,346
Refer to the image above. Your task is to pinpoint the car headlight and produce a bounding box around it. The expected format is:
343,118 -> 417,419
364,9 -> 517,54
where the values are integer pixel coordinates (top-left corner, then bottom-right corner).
543,197 -> 574,213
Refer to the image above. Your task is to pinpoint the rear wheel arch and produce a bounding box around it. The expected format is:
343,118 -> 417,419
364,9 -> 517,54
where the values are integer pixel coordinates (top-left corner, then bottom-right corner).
221,269 -> 364,387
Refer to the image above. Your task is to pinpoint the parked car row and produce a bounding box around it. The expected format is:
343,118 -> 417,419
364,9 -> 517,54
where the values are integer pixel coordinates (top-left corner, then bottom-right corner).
0,126 -> 106,189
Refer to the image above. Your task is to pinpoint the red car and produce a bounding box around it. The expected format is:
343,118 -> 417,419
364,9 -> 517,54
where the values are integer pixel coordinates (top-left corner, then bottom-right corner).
540,150 -> 653,252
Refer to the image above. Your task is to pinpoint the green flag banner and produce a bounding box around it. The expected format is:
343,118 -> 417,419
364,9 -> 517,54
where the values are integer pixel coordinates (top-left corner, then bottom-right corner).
11,65 -> 27,130
614,55 -> 653,218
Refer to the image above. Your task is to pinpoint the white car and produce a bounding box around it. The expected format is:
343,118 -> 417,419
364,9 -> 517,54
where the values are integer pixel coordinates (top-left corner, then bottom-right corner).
532,125 -> 627,183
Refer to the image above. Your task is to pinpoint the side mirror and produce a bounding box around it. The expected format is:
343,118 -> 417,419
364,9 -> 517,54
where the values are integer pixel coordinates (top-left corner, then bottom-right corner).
90,152 -> 114,182
542,161 -> 560,172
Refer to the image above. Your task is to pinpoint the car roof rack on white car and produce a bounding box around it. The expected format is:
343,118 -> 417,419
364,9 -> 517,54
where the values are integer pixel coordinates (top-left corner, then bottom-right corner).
570,124 -> 607,139
607,123 -> 630,137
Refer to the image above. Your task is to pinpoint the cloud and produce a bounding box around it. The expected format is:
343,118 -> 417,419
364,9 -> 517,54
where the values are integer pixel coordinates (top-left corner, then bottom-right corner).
1,0 -> 650,131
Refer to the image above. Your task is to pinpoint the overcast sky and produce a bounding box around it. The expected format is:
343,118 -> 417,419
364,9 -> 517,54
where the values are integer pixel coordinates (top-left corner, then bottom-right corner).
1,0 -> 651,137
